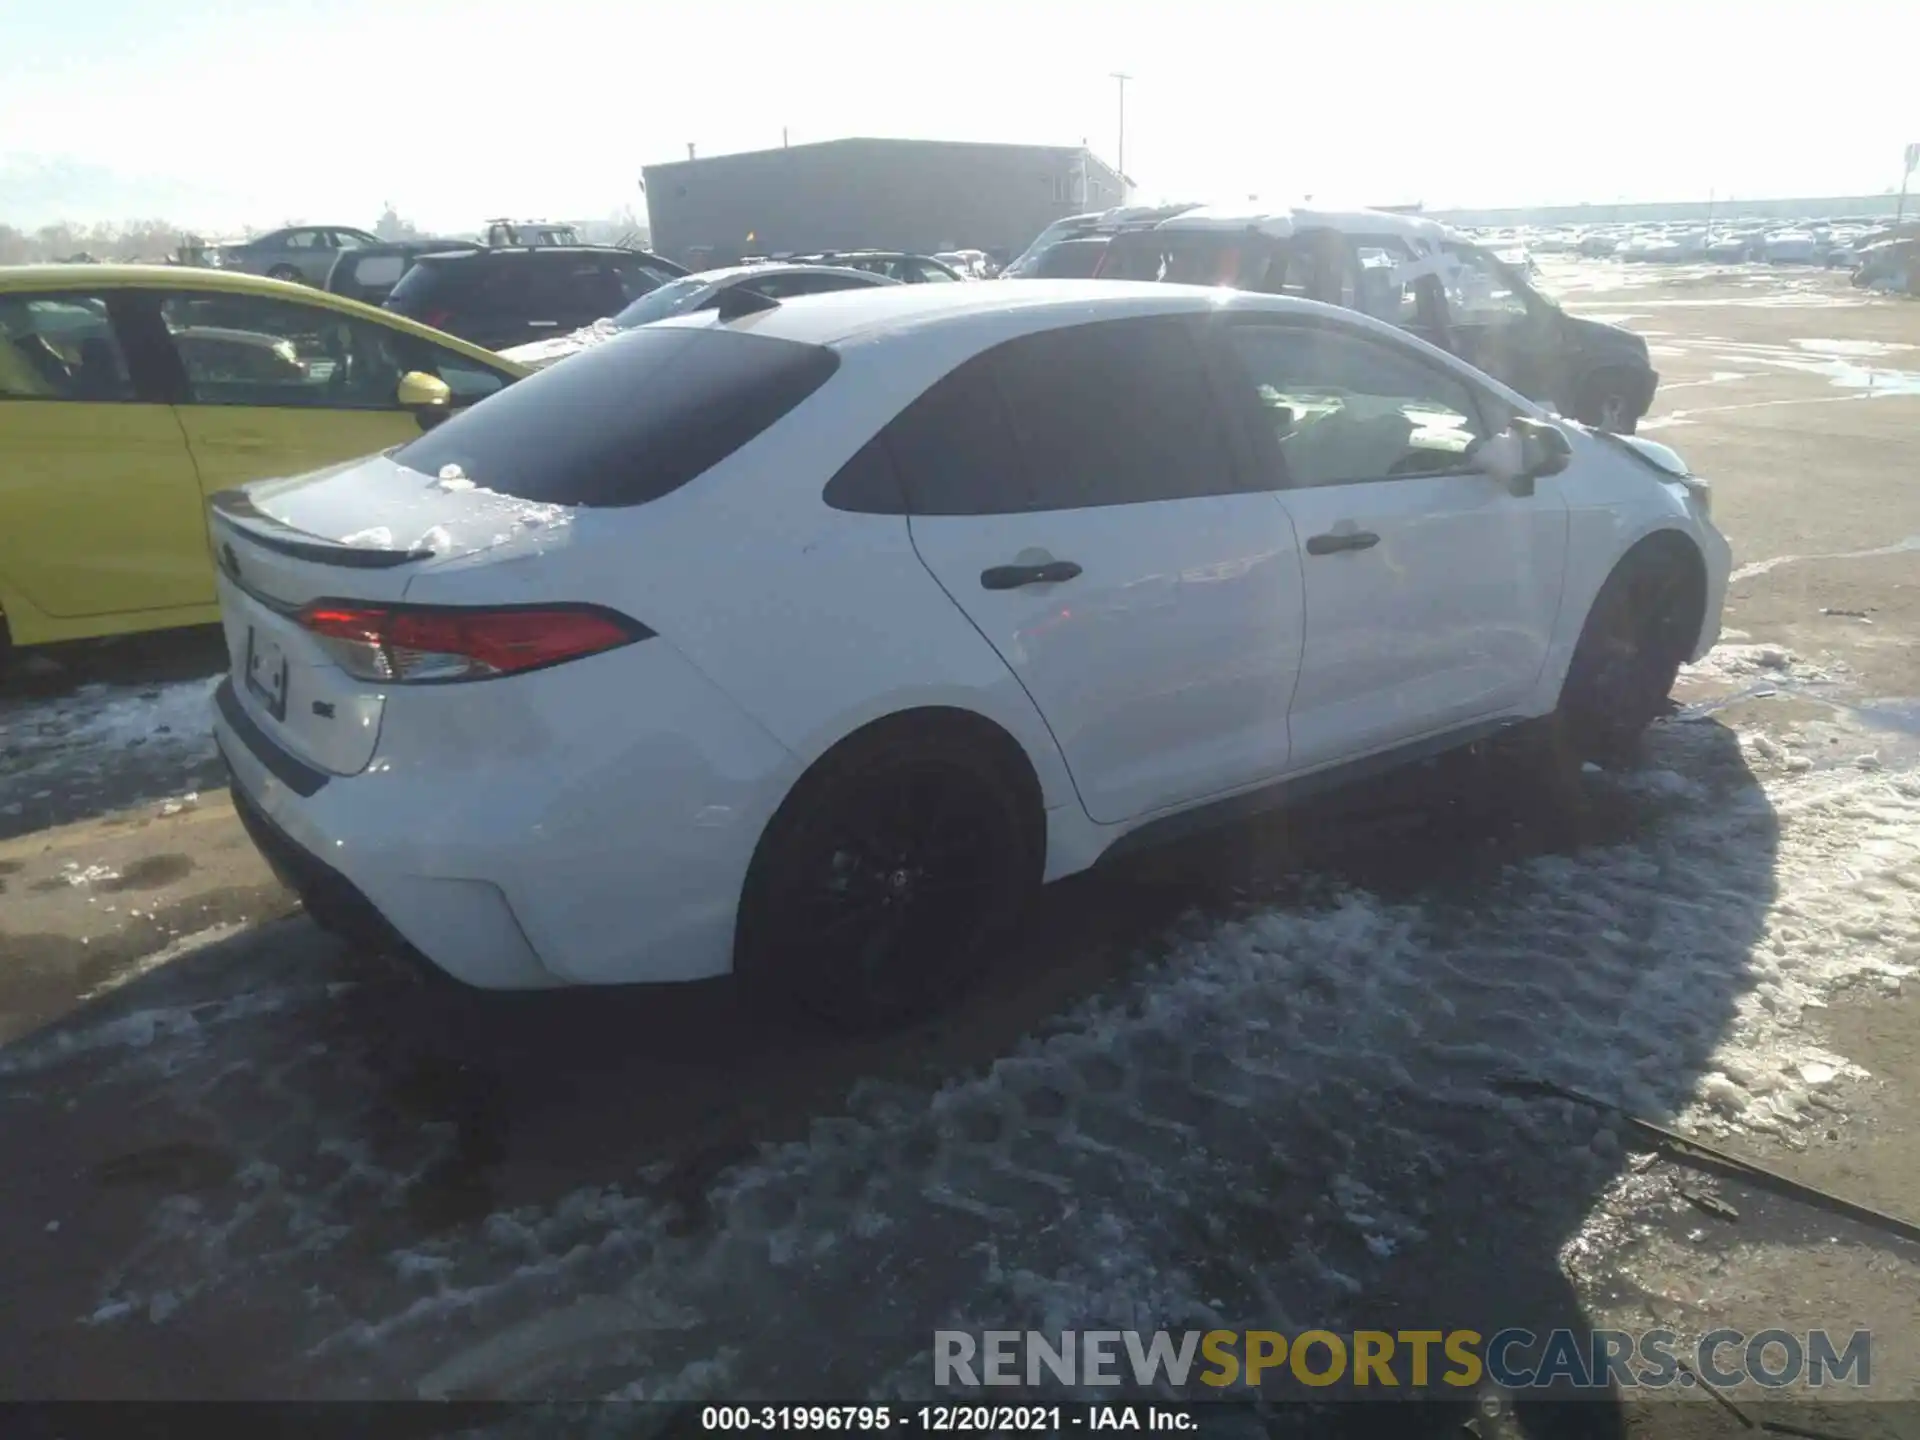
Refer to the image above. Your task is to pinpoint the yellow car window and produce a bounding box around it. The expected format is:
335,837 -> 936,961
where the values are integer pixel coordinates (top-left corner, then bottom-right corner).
0,294 -> 136,401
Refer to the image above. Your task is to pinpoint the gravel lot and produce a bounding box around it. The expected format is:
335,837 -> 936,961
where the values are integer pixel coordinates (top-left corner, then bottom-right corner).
2,258 -> 1917,1433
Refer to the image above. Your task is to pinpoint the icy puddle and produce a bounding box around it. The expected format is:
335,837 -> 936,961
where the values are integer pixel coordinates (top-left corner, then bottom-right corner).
25,711 -> 1920,1403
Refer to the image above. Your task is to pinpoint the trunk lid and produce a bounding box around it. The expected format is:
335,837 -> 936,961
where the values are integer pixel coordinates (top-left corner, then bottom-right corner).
208,452 -> 572,776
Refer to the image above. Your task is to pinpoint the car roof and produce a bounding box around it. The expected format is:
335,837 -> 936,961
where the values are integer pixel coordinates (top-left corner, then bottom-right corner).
655,277 -> 1359,349
1154,203 -> 1463,244
418,245 -> 668,263
0,263 -> 530,374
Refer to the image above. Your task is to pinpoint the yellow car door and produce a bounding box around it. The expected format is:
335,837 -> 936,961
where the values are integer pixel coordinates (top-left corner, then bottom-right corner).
0,291 -> 212,630
155,290 -> 424,497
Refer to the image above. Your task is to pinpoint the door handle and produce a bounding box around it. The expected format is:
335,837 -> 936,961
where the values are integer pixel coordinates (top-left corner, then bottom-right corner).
1305,530 -> 1380,556
980,559 -> 1083,590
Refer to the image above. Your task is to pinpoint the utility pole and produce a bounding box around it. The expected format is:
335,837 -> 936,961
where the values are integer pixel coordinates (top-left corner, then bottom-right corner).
1110,73 -> 1131,203
687,142 -> 696,161
1898,143 -> 1919,225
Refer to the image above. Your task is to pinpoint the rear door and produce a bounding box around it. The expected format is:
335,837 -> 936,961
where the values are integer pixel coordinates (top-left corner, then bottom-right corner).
898,316 -> 1304,824
1212,317 -> 1568,771
0,289 -> 210,620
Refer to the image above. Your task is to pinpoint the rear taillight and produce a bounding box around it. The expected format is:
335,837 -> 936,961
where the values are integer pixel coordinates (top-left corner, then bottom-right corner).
297,603 -> 647,683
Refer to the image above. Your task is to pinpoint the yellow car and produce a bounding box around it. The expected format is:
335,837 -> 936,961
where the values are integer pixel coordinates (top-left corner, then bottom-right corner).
0,264 -> 529,658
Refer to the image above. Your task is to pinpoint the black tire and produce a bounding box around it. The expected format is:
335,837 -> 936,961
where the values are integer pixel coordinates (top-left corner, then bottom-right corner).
736,724 -> 1040,1032
1554,548 -> 1701,766
1578,373 -> 1640,434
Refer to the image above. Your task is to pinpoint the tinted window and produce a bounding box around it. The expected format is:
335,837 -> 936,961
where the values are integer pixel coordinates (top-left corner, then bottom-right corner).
1222,323 -> 1486,487
524,259 -> 623,313
385,259 -> 463,314
992,318 -> 1242,509
1029,238 -> 1109,278
395,326 -> 839,507
0,294 -> 136,400
880,355 -> 1032,514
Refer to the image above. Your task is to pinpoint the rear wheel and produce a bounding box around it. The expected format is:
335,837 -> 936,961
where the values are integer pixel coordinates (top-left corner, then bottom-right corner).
736,726 -> 1039,1032
1554,547 -> 1702,765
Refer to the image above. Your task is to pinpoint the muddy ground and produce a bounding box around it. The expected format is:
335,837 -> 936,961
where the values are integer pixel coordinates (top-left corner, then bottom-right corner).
0,258 -> 1916,1435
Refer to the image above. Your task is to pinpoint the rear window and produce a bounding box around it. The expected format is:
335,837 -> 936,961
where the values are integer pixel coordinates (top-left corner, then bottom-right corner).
394,325 -> 840,507
385,259 -> 465,312
1030,238 -> 1110,278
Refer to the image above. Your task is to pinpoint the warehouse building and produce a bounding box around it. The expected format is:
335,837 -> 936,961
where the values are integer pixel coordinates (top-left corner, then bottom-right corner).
641,137 -> 1126,266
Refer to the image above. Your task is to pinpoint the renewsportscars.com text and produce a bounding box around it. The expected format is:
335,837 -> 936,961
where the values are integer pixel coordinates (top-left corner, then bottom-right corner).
934,1328 -> 1872,1391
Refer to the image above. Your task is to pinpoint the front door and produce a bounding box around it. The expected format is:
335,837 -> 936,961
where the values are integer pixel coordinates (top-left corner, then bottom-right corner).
1212,317 -> 1568,772
1434,244 -> 1567,404
0,291 -> 210,621
895,316 -> 1304,824
151,288 -> 513,500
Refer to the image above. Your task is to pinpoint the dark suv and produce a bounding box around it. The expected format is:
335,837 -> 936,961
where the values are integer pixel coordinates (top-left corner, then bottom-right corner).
382,246 -> 688,351
1098,208 -> 1659,432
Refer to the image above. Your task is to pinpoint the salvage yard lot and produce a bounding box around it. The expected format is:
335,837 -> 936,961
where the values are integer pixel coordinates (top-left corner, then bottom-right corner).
1,258 -> 1917,1425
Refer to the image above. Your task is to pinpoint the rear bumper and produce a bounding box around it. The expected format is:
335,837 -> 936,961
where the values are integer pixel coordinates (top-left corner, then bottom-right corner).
209,623 -> 803,990
223,760 -> 409,957
215,678 -> 564,989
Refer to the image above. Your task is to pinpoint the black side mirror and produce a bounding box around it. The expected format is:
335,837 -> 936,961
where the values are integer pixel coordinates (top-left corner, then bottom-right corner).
1513,416 -> 1572,489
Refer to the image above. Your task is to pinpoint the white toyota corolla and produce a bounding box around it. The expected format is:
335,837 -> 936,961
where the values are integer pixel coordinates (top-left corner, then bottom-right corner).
209,281 -> 1729,1027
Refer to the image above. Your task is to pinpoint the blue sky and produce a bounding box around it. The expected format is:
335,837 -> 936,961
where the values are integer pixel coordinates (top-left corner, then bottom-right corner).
4,0 -> 1916,233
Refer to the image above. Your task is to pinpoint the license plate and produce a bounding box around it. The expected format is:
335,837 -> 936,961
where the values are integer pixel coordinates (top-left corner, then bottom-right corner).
244,626 -> 290,722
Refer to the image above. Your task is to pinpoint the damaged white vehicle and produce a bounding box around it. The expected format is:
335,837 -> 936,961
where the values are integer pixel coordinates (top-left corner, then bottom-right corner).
209,282 -> 1729,1028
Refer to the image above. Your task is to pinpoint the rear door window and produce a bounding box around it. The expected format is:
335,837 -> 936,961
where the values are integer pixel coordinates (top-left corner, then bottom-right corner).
992,317 -> 1244,509
395,326 -> 840,506
878,316 -> 1243,515
0,294 -> 137,400
878,355 -> 1032,514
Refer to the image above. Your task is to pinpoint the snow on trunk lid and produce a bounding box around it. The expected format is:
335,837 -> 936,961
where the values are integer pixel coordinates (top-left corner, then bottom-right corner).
207,454 -> 573,778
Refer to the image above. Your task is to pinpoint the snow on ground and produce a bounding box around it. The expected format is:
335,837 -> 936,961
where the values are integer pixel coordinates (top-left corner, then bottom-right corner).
36,711 -> 1917,1404
0,674 -> 222,831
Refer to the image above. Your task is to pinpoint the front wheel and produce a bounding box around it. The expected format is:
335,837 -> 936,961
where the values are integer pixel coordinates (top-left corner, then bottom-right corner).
736,731 -> 1039,1032
1554,551 -> 1700,765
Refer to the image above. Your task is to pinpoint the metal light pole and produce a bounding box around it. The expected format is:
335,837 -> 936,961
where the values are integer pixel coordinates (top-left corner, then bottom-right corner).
1110,72 -> 1131,203
1898,143 -> 1918,225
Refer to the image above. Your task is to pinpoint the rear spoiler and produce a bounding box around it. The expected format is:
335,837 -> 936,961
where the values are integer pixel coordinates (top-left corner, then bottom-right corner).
209,488 -> 433,569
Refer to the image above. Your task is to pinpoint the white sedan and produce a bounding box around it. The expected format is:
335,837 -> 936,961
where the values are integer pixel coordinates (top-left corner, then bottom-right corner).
208,281 -> 1729,1028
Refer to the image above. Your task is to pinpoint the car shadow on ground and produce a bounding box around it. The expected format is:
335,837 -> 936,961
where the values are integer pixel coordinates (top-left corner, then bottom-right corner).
0,626 -> 229,841
0,719 -> 1777,1435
